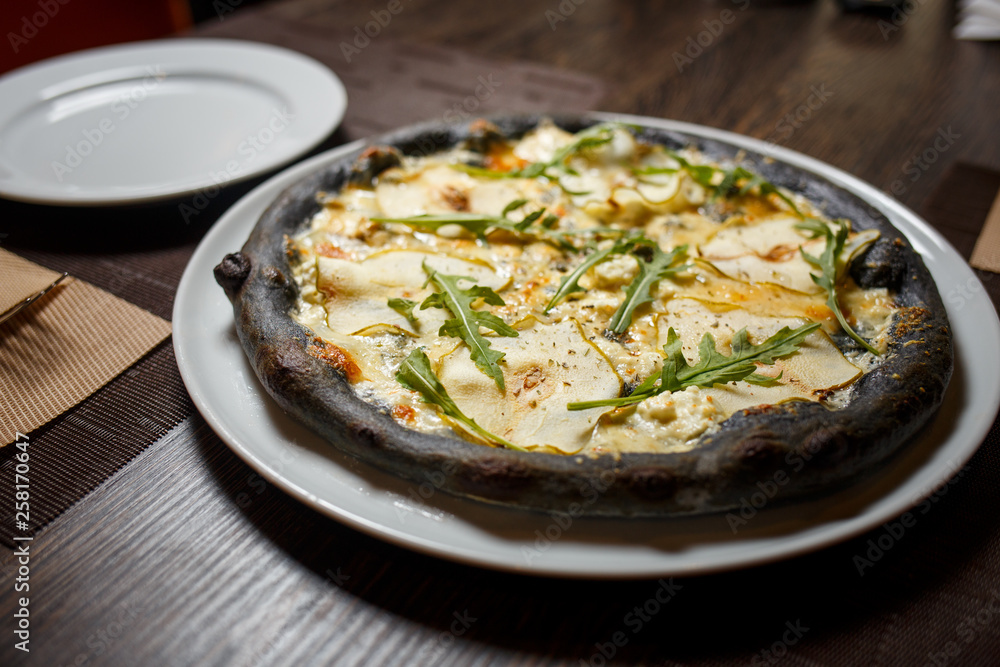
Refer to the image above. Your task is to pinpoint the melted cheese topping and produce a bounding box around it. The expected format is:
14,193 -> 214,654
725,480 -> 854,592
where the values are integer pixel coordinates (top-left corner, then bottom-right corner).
290,122 -> 895,455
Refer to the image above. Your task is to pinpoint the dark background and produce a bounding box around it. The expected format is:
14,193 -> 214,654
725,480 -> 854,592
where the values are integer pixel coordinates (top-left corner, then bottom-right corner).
0,0 -> 273,75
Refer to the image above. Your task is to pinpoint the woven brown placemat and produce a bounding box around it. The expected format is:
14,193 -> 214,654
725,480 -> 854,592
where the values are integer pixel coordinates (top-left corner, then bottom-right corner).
0,341 -> 191,545
0,274 -> 172,446
970,187 -> 1000,272
0,21 -> 607,547
0,248 -> 62,314
0,240 -> 196,546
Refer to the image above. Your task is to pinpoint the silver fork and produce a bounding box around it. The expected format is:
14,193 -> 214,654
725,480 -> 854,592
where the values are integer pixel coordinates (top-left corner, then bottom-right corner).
0,272 -> 69,326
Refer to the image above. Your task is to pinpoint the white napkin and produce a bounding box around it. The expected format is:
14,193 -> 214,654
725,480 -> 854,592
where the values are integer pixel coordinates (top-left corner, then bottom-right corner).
955,0 -> 1000,40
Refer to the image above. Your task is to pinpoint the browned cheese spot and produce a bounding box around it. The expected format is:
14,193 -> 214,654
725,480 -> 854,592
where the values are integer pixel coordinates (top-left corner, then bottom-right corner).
307,337 -> 363,383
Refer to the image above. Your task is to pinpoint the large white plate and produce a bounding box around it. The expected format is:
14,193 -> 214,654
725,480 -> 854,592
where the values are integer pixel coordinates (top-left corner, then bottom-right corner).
173,114 -> 1000,578
0,39 -> 346,206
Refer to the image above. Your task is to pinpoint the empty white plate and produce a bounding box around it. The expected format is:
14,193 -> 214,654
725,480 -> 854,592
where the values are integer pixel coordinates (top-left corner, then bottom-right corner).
0,38 -> 346,206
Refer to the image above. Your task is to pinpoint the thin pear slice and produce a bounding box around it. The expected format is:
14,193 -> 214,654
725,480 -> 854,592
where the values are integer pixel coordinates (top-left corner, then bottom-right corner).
361,250 -> 508,291
466,178 -> 544,217
701,215 -> 816,258
654,298 -> 861,417
706,253 -> 826,295
700,216 -> 880,294
631,165 -> 682,205
837,228 -> 880,278
700,215 -> 825,294
635,177 -> 681,205
437,318 -> 621,453
576,177 -> 684,223
317,257 -> 406,333
512,122 -> 575,164
375,164 -> 476,218
318,256 -> 445,335
350,323 -> 417,337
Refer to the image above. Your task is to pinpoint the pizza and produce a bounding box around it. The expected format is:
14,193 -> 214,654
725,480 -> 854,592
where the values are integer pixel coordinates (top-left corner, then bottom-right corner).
214,114 -> 952,516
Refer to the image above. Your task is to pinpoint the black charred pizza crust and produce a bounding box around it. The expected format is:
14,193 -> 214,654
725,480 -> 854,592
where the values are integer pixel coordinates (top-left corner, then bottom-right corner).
214,114 -> 953,516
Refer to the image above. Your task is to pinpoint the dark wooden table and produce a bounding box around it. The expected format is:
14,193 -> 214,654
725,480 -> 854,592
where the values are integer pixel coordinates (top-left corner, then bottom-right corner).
3,1 -> 1000,665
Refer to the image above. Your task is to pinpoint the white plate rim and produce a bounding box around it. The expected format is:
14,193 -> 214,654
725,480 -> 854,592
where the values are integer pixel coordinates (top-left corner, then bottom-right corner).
173,115 -> 1000,578
0,38 -> 346,206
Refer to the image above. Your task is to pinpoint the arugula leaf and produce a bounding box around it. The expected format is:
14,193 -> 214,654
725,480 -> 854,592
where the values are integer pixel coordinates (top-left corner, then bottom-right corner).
396,348 -> 524,451
662,325 -> 818,390
502,198 -> 529,217
717,166 -> 804,217
666,152 -> 720,188
553,226 -> 631,238
450,164 -> 512,180
420,264 -> 518,391
372,204 -> 575,251
744,371 -> 784,386
544,124 -> 617,168
388,298 -> 418,326
514,208 -> 546,231
543,237 -> 638,313
568,322 -> 820,410
651,154 -> 803,216
795,218 -> 880,355
606,243 -> 690,335
452,123 -> 618,183
633,166 -> 679,177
